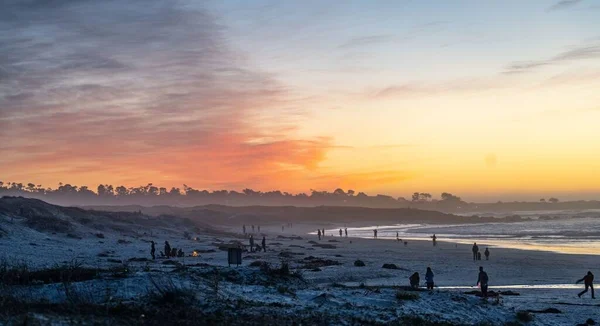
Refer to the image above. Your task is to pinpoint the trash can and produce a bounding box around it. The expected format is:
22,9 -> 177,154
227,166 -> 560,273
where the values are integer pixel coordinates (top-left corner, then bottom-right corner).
228,247 -> 242,267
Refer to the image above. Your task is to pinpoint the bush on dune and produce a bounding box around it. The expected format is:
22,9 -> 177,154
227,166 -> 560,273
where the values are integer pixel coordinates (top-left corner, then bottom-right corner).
396,291 -> 419,301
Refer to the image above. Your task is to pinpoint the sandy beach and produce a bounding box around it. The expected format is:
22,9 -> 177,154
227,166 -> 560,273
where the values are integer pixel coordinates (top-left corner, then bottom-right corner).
2,210 -> 598,325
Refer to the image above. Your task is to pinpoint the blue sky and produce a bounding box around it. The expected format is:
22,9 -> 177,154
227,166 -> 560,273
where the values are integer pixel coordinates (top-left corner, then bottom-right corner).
2,0 -> 600,200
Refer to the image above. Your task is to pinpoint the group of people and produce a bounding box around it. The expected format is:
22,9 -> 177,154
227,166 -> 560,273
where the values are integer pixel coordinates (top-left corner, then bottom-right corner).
409,267 -> 436,290
248,234 -> 267,252
243,224 -> 261,235
149,240 -> 184,260
317,228 -> 326,240
471,242 -> 490,261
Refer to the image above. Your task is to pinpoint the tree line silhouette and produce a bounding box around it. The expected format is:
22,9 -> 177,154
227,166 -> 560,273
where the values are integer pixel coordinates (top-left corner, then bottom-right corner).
0,180 -> 469,208
0,180 -> 583,212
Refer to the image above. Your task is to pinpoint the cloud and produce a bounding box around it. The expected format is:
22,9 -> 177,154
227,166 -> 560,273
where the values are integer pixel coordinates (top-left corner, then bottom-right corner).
547,0 -> 583,11
503,41 -> 600,74
0,0 -> 341,190
337,35 -> 394,49
370,78 -> 508,99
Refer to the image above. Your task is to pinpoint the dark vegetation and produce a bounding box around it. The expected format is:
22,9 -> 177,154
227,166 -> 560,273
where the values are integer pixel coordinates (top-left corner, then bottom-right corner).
515,311 -> 534,323
0,180 -> 582,214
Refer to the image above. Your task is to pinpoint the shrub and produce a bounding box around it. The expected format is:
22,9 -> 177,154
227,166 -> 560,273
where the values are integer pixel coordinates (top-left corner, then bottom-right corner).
396,291 -> 419,301
148,275 -> 196,306
516,311 -> 534,323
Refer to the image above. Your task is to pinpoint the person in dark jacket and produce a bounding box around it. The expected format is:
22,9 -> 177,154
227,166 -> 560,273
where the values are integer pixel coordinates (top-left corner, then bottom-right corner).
409,272 -> 420,289
164,241 -> 171,258
577,271 -> 595,298
318,229 -> 321,240
345,228 -> 348,237
261,236 -> 266,252
425,267 -> 435,290
477,266 -> 489,298
484,248 -> 490,260
472,243 -> 479,261
249,235 -> 254,252
150,241 -> 156,260
339,229 -> 343,237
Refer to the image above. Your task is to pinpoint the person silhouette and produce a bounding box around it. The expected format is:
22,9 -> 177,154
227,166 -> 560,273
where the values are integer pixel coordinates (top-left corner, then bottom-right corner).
425,267 -> 435,290
477,266 -> 489,298
472,243 -> 479,261
577,271 -> 595,299
150,241 -> 156,260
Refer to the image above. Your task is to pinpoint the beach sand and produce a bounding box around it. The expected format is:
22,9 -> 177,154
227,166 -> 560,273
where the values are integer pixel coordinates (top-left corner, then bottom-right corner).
2,218 -> 598,325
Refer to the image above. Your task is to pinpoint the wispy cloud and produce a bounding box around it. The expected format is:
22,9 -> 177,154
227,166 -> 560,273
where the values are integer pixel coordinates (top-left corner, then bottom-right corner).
337,35 -> 395,49
503,41 -> 600,74
547,0 -> 583,11
0,0 -> 340,189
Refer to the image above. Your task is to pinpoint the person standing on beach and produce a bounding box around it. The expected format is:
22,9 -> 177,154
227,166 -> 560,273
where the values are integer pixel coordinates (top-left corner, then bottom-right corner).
432,234 -> 437,246
345,228 -> 348,237
425,267 -> 435,290
243,225 -> 246,235
484,248 -> 490,260
258,226 -> 260,232
396,232 -> 399,242
477,266 -> 489,298
339,229 -> 343,237
249,235 -> 254,252
373,229 -> 378,239
576,271 -> 595,299
409,272 -> 420,289
164,241 -> 171,258
318,229 -> 321,240
261,236 -> 266,252
472,243 -> 479,261
322,228 -> 325,237
252,225 -> 255,232
150,241 -> 156,260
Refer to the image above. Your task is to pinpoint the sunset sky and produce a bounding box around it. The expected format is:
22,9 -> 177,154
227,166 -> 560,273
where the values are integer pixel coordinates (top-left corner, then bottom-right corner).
1,0 -> 600,201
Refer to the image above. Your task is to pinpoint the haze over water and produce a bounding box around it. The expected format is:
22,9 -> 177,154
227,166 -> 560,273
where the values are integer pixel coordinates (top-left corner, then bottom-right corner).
327,210 -> 600,255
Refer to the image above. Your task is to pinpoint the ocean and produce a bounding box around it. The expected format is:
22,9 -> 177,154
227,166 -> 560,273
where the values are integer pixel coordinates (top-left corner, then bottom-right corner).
325,210 -> 600,255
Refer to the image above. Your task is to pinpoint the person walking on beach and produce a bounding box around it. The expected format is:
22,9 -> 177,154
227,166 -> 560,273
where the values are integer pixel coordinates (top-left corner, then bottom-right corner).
261,236 -> 266,252
576,271 -> 595,299
164,241 -> 171,258
425,267 -> 435,290
409,272 -> 420,289
150,241 -> 156,260
484,248 -> 490,260
249,235 -> 255,252
373,229 -> 378,239
318,229 -> 321,240
396,232 -> 399,242
472,243 -> 479,261
477,266 -> 489,298
432,234 -> 437,247
243,224 -> 246,235
252,225 -> 255,232
339,229 -> 343,237
345,228 -> 348,237
322,228 -> 325,237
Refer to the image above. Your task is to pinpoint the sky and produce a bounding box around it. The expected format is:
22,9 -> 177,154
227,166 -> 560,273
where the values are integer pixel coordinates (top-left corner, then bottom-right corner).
1,0 -> 600,201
